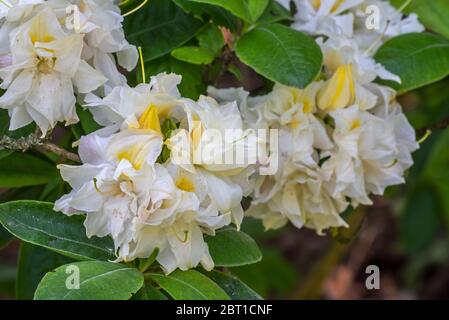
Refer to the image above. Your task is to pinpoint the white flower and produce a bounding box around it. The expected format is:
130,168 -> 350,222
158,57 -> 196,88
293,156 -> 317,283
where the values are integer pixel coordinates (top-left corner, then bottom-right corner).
55,125 -> 230,273
84,73 -> 184,128
321,104 -> 418,206
168,95 -> 257,228
51,0 -> 138,90
0,6 -> 106,134
286,0 -> 364,38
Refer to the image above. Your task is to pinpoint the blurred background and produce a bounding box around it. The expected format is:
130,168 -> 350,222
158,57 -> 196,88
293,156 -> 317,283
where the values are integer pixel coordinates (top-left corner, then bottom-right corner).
1,76 -> 449,300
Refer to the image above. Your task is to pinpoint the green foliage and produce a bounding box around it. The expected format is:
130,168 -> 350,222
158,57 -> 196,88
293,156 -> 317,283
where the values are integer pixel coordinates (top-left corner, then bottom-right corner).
173,0 -> 240,31
0,153 -> 58,188
16,243 -> 74,300
0,201 -> 115,261
231,247 -> 297,297
172,46 -> 216,65
0,225 -> 12,249
149,269 -> 230,300
205,227 -> 262,267
124,0 -> 204,62
236,23 -> 323,88
202,270 -> 262,300
189,0 -> 269,23
375,33 -> 449,94
34,261 -> 144,300
132,284 -> 168,300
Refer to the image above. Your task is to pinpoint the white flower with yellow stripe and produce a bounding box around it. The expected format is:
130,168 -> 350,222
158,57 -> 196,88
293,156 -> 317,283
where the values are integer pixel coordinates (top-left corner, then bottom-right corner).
54,98 -> 231,273
281,0 -> 364,38
0,6 -> 107,134
168,94 -> 258,229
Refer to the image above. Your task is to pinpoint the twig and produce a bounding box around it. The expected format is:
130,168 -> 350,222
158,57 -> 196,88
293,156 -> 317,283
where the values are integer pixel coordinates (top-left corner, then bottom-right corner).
38,142 -> 80,162
0,130 -> 80,163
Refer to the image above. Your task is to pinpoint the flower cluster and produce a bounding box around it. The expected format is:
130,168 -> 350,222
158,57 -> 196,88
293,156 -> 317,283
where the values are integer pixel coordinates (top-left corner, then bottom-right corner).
0,0 -> 137,135
207,0 -> 422,233
55,73 -> 256,273
0,0 -> 425,273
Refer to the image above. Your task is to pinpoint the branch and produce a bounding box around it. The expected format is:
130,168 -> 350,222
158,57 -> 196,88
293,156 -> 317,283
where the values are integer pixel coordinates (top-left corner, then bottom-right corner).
38,142 -> 80,162
0,131 -> 80,163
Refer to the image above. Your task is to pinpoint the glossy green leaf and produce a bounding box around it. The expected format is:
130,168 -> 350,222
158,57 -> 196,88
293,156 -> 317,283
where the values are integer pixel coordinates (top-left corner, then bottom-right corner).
205,227 -> 262,267
203,271 -> 262,300
375,33 -> 449,94
34,261 -> 144,300
400,187 -> 440,254
16,243 -> 74,300
236,23 -> 323,88
149,270 -> 230,300
124,0 -> 204,62
171,46 -> 215,64
0,201 -> 116,261
0,225 -> 12,249
77,105 -> 101,135
131,284 -> 168,300
173,0 -> 240,31
197,24 -> 225,55
0,153 -> 58,188
257,0 -> 292,25
189,0 -> 253,22
247,0 -> 270,22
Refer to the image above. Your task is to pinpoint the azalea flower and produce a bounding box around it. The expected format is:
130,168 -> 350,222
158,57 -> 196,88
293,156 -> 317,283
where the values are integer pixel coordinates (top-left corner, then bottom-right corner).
0,6 -> 106,134
168,95 -> 258,228
54,116 -> 229,273
84,73 -> 184,128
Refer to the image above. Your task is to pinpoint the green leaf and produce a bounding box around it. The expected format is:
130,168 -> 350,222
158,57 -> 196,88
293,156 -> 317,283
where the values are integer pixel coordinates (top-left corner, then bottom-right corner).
34,261 -> 144,300
392,0 -> 449,40
0,264 -> 16,298
131,284 -> 168,300
400,187 -> 440,254
173,0 -> 240,31
0,149 -> 13,160
236,23 -> 323,88
144,55 -> 206,99
124,0 -> 204,62
16,243 -> 74,300
257,0 -> 292,25
0,201 -> 116,261
172,46 -> 215,65
0,109 -> 36,139
189,0 -> 253,22
375,33 -> 449,94
247,0 -> 270,22
205,227 -> 262,267
77,105 -> 101,135
0,225 -> 13,249
0,153 -> 58,188
149,270 -> 230,300
231,247 -> 297,297
197,24 -> 225,56
202,270 -> 262,300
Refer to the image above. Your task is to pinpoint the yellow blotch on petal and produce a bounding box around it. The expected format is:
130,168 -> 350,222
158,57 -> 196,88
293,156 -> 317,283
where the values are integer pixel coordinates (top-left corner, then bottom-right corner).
312,0 -> 345,12
29,16 -> 55,45
317,64 -> 355,112
137,104 -> 162,135
117,145 -> 146,170
350,118 -> 361,131
176,176 -> 195,192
